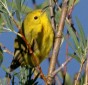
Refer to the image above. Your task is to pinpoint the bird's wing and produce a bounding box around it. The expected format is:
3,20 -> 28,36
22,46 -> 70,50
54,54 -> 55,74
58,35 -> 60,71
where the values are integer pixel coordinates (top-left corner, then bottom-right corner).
9,32 -> 41,72
10,33 -> 28,72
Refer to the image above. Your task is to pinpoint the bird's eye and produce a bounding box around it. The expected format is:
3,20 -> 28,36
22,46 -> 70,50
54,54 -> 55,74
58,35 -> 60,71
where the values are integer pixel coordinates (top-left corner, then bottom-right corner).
34,16 -> 38,20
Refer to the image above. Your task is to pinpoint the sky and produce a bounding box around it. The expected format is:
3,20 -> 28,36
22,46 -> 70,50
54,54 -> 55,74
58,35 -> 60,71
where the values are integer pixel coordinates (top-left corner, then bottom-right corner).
0,0 -> 88,84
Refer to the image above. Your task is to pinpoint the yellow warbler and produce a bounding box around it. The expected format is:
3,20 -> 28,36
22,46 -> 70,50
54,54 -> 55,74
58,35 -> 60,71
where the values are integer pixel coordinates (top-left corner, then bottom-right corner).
10,9 -> 54,71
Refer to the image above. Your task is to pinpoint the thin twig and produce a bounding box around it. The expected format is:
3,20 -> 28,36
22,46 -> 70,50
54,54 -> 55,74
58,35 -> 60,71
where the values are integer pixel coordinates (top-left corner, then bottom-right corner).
55,75 -> 62,85
49,0 -> 56,32
62,34 -> 69,84
55,0 -> 77,34
6,73 -> 11,85
68,0 -> 75,17
56,56 -> 66,84
85,58 -> 88,85
54,1 -> 78,39
52,57 -> 72,77
47,0 -> 68,84
37,66 -> 47,83
0,43 -> 14,56
74,58 -> 86,85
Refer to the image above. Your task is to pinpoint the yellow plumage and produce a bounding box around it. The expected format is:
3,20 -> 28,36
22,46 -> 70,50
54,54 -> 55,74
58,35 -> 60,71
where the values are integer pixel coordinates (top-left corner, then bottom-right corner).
10,9 -> 54,71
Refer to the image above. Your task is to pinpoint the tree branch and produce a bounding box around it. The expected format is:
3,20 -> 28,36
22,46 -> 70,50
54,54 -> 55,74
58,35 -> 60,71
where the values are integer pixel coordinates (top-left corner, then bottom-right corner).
85,57 -> 88,85
47,0 -> 68,84
74,58 -> 85,85
49,0 -> 56,32
52,57 -> 72,77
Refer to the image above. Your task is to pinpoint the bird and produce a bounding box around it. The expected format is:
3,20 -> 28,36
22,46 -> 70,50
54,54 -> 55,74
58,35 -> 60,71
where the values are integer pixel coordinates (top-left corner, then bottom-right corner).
9,9 -> 54,72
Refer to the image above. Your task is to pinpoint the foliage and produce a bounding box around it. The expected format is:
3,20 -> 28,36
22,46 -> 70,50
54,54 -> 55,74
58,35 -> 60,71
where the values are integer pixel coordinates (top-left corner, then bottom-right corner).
13,67 -> 39,85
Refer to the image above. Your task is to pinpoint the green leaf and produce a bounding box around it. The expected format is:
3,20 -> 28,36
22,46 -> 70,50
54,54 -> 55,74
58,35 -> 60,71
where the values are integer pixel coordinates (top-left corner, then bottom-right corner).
69,0 -> 80,8
0,27 -> 4,33
63,34 -> 76,52
1,65 -> 10,73
80,73 -> 85,85
7,1 -> 32,14
68,53 -> 81,63
0,14 -> 3,24
0,14 -> 6,33
15,0 -> 21,11
66,23 -> 81,54
36,0 -> 48,9
0,4 -> 7,14
17,67 -> 39,85
76,17 -> 86,48
58,72 -> 73,85
0,0 -> 6,3
2,13 -> 14,31
0,78 -> 7,85
15,10 -> 21,22
65,73 -> 73,85
55,10 -> 61,24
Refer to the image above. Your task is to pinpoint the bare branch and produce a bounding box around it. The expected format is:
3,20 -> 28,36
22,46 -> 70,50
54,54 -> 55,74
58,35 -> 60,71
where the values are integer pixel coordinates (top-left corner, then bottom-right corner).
49,0 -> 56,32
52,57 -> 72,77
85,58 -> 88,85
0,43 -> 14,56
55,75 -> 62,85
47,0 -> 69,84
75,58 -> 86,85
